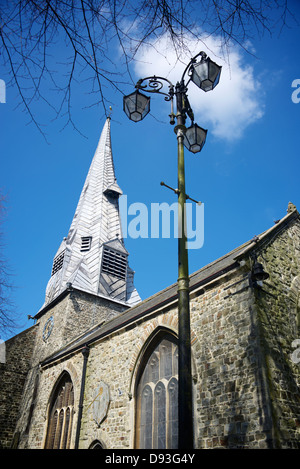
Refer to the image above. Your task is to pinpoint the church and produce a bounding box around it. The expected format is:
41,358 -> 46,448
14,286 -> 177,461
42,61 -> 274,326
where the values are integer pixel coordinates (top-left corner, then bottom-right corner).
1,117 -> 300,449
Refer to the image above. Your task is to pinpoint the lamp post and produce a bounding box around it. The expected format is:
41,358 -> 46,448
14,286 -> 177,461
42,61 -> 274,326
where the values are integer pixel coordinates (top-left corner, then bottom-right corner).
123,51 -> 221,449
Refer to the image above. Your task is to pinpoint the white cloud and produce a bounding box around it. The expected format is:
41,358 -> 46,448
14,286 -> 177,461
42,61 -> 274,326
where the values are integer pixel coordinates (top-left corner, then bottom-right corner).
133,34 -> 264,141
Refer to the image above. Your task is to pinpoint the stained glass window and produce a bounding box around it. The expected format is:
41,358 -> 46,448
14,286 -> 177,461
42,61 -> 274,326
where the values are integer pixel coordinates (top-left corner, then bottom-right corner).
135,334 -> 178,449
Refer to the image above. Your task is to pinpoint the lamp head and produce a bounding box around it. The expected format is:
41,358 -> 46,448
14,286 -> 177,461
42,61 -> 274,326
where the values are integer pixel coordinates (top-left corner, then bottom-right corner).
191,53 -> 222,92
183,123 -> 207,153
123,90 -> 150,122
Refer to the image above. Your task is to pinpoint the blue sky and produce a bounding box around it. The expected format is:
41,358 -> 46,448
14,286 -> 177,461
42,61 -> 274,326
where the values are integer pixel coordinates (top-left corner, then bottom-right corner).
1,3 -> 300,340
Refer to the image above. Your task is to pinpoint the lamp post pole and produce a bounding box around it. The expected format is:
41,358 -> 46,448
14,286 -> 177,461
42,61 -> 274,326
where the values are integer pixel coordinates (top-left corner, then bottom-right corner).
174,82 -> 194,449
123,52 -> 221,450
176,131 -> 194,448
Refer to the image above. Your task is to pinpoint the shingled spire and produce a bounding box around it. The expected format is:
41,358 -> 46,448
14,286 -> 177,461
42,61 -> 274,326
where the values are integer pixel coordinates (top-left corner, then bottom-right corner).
43,117 -> 140,308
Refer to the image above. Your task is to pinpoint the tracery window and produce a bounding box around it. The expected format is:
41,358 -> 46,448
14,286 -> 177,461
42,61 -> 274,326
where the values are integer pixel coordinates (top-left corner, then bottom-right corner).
45,372 -> 74,449
135,333 -> 178,449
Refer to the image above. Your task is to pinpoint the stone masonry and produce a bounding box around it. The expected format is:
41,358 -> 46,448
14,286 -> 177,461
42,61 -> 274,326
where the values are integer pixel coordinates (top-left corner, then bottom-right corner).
0,325 -> 37,448
2,288 -> 127,449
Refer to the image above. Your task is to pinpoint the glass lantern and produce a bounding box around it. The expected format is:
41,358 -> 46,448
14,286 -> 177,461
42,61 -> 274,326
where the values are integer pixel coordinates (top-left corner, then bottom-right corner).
191,56 -> 222,92
123,90 -> 150,122
183,124 -> 207,153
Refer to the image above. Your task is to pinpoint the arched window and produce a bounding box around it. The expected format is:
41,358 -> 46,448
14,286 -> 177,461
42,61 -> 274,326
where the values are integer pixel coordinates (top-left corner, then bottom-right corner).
89,440 -> 103,449
45,372 -> 74,449
135,333 -> 178,449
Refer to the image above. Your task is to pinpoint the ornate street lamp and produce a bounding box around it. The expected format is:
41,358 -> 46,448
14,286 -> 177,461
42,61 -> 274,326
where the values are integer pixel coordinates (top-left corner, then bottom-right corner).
123,51 -> 221,449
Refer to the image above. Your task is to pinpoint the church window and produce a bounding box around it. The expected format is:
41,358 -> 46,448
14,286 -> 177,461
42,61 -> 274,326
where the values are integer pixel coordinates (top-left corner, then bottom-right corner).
51,250 -> 65,276
102,247 -> 127,280
45,372 -> 74,449
81,236 -> 92,252
135,333 -> 178,449
89,440 -> 104,449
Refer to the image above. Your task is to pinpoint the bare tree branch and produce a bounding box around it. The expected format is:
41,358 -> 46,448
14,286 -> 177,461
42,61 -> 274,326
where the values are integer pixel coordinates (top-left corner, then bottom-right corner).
0,0 -> 297,137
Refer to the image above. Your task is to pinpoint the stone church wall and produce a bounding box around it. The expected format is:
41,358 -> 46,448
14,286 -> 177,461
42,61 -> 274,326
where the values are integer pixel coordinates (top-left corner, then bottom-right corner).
76,215 -> 300,449
190,271 -> 272,449
77,268 -> 273,449
12,289 -> 128,449
21,353 -> 85,448
0,325 -> 37,448
79,308 -> 180,449
253,217 -> 300,448
36,289 -> 127,364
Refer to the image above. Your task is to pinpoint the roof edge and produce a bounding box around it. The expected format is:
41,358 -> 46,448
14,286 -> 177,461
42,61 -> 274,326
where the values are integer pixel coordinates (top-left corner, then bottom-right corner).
34,285 -> 130,320
233,206 -> 299,261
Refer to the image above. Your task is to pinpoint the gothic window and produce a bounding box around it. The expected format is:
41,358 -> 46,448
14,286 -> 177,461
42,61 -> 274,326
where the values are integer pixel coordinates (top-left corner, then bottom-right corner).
45,372 -> 74,449
89,440 -> 103,449
135,333 -> 178,449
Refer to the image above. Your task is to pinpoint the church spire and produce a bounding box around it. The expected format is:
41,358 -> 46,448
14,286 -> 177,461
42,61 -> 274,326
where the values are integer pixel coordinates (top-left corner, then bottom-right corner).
43,118 -> 140,308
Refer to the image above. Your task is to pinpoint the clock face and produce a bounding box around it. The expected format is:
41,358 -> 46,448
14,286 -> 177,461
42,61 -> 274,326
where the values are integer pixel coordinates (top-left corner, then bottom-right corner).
43,316 -> 54,342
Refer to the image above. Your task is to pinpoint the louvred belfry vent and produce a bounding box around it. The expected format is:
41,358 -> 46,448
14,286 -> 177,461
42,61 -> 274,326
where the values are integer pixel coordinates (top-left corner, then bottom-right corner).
81,236 -> 92,252
102,247 -> 127,280
51,251 -> 65,276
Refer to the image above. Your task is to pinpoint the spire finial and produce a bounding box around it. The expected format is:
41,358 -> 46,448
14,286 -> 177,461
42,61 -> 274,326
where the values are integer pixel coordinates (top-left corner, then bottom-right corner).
108,106 -> 112,119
